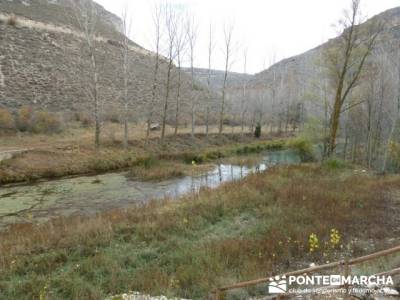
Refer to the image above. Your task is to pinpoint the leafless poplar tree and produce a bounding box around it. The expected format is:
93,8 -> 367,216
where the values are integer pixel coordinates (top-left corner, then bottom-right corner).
70,0 -> 102,148
160,4 -> 177,144
174,18 -> 187,136
240,48 -> 248,133
121,6 -> 133,149
205,23 -> 215,136
186,14 -> 198,137
146,3 -> 163,145
219,23 -> 234,134
382,48 -> 400,172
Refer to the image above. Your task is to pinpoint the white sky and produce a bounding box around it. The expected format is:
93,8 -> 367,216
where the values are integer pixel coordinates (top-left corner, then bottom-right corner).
94,0 -> 400,74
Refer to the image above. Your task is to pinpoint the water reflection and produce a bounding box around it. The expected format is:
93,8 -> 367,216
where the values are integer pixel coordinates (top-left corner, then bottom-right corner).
149,150 -> 300,200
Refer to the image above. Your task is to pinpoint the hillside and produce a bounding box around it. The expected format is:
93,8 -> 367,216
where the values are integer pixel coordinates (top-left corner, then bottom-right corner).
0,0 -> 124,39
0,0 -> 205,123
243,6 -> 400,119
182,67 -> 253,91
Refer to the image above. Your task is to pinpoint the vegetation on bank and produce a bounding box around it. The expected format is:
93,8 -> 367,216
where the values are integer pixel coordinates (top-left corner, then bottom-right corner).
0,134 -> 305,185
0,163 -> 398,299
127,160 -> 216,181
0,107 -> 63,134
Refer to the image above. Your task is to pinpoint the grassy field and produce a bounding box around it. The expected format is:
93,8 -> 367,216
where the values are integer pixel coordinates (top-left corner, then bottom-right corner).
0,125 -> 292,185
0,162 -> 398,299
0,123 -> 268,150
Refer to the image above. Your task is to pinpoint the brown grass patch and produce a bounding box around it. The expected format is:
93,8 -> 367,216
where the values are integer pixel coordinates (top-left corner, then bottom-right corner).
0,164 -> 398,299
0,134 -> 284,185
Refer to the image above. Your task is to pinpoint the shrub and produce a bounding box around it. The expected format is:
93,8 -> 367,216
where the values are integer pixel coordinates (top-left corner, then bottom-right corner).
204,150 -> 224,160
17,106 -> 34,132
0,108 -> 15,131
103,109 -> 121,124
182,153 -> 204,164
323,158 -> 348,171
254,123 -> 261,138
6,15 -> 17,26
286,138 -> 314,162
134,156 -> 158,169
32,111 -> 62,134
74,112 -> 93,128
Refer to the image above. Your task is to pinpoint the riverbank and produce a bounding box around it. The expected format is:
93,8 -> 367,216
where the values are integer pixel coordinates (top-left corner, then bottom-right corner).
1,162 -> 399,299
0,133 -> 295,185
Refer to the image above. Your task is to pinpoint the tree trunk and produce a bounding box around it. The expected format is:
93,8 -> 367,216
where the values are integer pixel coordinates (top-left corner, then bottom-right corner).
191,104 -> 195,137
146,54 -> 159,146
161,61 -> 173,144
123,67 -> 129,149
328,85 -> 344,156
91,53 -> 100,149
174,65 -> 182,137
206,104 -> 210,137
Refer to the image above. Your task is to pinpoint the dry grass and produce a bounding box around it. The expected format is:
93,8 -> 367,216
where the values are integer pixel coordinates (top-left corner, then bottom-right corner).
128,160 -> 215,181
0,122 -> 277,150
0,164 -> 397,299
219,155 -> 262,166
0,132 -> 288,185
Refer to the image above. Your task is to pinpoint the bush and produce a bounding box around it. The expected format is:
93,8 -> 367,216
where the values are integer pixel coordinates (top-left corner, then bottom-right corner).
17,106 -> 34,132
32,111 -> 62,134
323,158 -> 348,171
134,156 -> 158,169
17,107 -> 63,134
254,123 -> 261,138
0,108 -> 15,132
286,138 -> 314,162
74,112 -> 93,128
182,153 -> 204,164
103,109 -> 121,124
204,150 -> 224,160
6,15 -> 17,26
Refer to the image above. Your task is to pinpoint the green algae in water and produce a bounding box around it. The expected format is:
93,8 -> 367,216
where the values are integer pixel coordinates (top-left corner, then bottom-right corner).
0,150 -> 301,228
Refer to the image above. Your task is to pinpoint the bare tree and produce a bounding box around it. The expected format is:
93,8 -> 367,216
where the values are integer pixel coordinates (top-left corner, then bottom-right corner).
205,23 -> 214,136
382,48 -> 400,172
174,18 -> 187,136
146,3 -> 163,145
186,14 -> 198,137
240,48 -> 248,133
70,0 -> 102,148
160,4 -> 177,144
325,0 -> 381,156
219,23 -> 234,135
121,6 -> 133,149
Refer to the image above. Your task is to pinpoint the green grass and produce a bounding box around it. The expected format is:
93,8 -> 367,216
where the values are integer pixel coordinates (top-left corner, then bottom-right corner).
322,158 -> 349,171
0,163 -> 396,300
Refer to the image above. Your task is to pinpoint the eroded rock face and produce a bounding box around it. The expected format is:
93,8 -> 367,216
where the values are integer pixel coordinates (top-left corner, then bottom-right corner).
0,0 -> 123,37
0,0 -> 204,122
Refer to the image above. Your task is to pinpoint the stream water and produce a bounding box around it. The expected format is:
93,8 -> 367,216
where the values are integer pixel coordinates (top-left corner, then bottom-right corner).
0,150 -> 300,228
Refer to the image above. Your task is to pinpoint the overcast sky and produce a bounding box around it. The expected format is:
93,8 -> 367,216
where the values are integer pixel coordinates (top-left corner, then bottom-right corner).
94,0 -> 399,74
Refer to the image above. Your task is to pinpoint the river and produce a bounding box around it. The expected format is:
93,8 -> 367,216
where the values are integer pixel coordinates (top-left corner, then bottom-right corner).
0,149 -> 300,228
